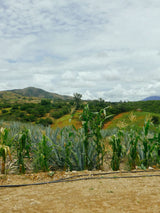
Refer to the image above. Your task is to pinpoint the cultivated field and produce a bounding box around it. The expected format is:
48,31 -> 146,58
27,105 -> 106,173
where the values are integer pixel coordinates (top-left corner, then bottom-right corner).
1,106 -> 160,212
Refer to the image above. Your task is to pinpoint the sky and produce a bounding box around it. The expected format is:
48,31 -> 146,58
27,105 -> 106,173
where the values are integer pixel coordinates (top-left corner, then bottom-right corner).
1,0 -> 160,101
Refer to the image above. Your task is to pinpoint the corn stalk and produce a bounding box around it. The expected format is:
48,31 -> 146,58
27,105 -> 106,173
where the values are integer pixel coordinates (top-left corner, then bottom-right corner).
127,130 -> 140,169
33,133 -> 53,172
14,128 -> 31,174
0,127 -> 12,174
110,131 -> 123,171
140,120 -> 156,167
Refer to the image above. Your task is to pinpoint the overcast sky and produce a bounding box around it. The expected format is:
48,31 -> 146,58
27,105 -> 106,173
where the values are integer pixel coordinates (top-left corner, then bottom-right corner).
1,0 -> 160,101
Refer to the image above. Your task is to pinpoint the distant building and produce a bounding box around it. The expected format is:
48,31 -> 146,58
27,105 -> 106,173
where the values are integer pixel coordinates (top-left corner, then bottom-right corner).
136,108 -> 142,112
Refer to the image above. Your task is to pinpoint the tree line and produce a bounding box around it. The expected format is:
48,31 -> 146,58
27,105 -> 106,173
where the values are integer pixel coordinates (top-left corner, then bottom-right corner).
0,93 -> 160,126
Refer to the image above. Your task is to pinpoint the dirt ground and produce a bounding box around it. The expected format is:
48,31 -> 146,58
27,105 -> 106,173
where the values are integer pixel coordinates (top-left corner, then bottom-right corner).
0,170 -> 160,213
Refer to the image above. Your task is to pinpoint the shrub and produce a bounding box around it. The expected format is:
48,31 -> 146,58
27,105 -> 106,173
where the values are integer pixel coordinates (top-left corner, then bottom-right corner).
2,109 -> 8,114
37,118 -> 53,126
151,115 -> 160,125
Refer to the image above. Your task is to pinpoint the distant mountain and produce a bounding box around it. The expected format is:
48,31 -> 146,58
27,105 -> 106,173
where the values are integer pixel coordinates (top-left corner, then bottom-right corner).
6,87 -> 73,100
143,96 -> 160,101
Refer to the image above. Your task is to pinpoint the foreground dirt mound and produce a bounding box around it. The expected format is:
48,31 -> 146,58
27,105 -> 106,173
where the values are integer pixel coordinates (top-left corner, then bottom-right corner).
0,170 -> 160,213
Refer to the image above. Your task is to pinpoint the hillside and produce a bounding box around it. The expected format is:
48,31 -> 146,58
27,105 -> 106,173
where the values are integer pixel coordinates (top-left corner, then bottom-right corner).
0,90 -> 41,104
103,111 -> 160,130
5,87 -> 73,100
1,87 -> 160,129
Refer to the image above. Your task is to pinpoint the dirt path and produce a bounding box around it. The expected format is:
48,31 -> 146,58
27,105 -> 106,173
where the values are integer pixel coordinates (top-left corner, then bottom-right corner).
0,170 -> 160,213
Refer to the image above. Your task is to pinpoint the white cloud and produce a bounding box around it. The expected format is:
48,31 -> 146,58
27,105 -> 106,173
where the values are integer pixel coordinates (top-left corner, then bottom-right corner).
0,0 -> 160,101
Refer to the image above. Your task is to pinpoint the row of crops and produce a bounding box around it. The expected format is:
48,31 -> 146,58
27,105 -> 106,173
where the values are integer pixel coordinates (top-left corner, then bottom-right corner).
0,105 -> 160,174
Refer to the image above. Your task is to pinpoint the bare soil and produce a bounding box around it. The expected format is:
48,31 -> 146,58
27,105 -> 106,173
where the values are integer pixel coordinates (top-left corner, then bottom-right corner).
0,170 -> 160,213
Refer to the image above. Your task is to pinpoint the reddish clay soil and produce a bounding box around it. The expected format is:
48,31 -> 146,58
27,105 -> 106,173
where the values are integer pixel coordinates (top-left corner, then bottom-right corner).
0,170 -> 160,213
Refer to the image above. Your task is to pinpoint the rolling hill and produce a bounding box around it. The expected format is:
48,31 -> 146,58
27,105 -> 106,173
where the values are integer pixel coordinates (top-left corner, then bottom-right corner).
0,87 -> 73,101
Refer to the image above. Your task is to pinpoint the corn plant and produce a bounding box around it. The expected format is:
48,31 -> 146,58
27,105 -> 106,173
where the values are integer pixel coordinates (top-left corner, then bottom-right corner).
0,127 -> 12,174
156,133 -> 160,163
60,127 -> 74,171
140,120 -> 156,167
80,105 -> 112,169
109,130 -> 123,171
80,104 -> 93,169
90,107 -> 112,169
153,127 -> 160,164
14,128 -> 31,174
127,129 -> 140,169
33,133 -> 53,172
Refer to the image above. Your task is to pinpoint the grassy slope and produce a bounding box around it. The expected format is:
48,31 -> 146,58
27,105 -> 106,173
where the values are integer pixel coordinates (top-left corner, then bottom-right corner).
51,110 -> 160,130
52,110 -> 159,130
52,110 -> 82,129
103,111 -> 160,129
0,91 -> 41,104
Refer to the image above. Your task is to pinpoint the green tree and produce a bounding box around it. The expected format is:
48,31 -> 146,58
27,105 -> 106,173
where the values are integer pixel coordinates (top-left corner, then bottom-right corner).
73,93 -> 82,109
38,118 -> 53,126
41,99 -> 51,106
